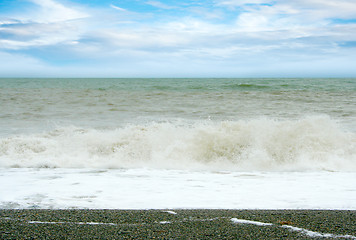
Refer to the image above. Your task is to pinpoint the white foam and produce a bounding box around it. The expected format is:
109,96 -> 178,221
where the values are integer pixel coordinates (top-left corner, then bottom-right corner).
0,116 -> 355,172
282,225 -> 356,239
28,221 -> 118,226
164,210 -> 177,215
231,218 -> 356,239
1,168 -> 355,210
159,221 -> 171,224
231,218 -> 273,226
282,225 -> 333,238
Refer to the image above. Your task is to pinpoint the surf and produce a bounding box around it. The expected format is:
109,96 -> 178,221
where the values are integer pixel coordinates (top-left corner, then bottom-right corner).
0,116 -> 355,172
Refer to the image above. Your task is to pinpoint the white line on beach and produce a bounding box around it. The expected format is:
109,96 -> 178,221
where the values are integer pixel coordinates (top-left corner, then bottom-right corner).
159,221 -> 171,224
282,225 -> 356,239
163,210 -> 177,215
231,218 -> 273,226
28,220 -> 120,226
231,218 -> 356,239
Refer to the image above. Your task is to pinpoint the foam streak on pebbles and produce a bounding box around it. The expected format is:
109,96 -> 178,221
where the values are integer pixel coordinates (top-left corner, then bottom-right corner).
231,218 -> 356,239
28,220 -> 118,226
164,210 -> 177,215
281,225 -> 356,239
231,218 -> 273,226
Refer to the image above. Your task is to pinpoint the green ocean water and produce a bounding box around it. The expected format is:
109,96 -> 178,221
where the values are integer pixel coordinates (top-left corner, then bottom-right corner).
0,78 -> 355,134
1,78 -> 355,91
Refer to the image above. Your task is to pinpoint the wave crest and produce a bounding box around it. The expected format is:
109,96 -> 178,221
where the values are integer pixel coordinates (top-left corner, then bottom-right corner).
0,116 -> 355,171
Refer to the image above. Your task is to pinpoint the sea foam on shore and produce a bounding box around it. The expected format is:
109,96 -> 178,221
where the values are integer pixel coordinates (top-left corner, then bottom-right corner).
1,168 -> 355,210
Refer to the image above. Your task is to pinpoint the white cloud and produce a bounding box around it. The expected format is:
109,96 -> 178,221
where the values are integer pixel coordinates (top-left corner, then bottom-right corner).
216,0 -> 271,7
0,21 -> 83,49
235,12 -> 269,31
30,0 -> 89,23
291,0 -> 356,19
216,0 -> 356,32
146,1 -> 176,10
110,4 -> 127,12
215,0 -> 356,18
0,0 -> 89,50
215,0 -> 356,46
78,18 -> 232,56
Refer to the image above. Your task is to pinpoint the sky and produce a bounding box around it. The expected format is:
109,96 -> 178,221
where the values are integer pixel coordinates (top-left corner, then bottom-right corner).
0,0 -> 356,77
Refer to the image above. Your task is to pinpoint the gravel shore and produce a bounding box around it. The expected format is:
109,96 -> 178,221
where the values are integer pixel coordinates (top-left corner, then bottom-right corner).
1,209 -> 355,239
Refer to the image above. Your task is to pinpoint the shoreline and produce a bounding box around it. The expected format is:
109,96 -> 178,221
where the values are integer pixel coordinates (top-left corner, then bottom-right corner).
1,209 -> 355,239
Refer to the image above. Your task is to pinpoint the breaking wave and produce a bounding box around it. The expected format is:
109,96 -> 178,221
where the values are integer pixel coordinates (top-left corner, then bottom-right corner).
0,116 -> 355,171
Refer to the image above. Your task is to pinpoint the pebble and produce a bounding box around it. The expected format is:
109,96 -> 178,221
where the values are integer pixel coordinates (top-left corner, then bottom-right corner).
0,209 -> 355,239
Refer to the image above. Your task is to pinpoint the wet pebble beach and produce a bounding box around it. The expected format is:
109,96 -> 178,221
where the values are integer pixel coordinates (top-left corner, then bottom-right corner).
1,209 -> 355,239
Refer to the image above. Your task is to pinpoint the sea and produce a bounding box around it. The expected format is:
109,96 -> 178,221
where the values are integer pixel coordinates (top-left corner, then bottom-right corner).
0,78 -> 355,209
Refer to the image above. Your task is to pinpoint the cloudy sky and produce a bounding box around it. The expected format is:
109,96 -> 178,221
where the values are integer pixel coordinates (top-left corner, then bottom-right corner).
1,0 -> 356,77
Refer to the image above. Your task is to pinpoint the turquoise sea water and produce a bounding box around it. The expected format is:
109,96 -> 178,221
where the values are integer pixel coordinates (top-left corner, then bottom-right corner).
0,78 -> 355,171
